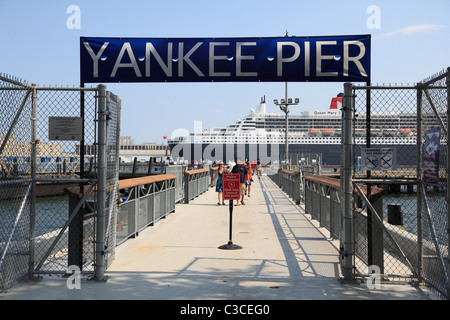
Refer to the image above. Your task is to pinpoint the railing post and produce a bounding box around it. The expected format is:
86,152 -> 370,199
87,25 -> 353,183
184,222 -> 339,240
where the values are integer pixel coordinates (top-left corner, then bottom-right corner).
294,173 -> 300,204
299,170 -> 304,203
184,171 -> 190,204
95,84 -> 107,281
341,83 -> 354,282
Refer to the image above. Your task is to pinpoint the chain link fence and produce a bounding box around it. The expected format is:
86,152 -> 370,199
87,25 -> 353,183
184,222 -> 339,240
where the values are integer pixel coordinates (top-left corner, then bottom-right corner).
104,92 -> 121,268
346,68 -> 449,299
0,74 -> 121,292
419,69 -> 449,299
32,86 -> 99,276
352,84 -> 419,280
0,75 -> 33,290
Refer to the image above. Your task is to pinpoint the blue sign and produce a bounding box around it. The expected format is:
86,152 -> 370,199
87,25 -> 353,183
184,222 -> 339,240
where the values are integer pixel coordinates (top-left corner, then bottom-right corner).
423,128 -> 441,184
80,35 -> 370,83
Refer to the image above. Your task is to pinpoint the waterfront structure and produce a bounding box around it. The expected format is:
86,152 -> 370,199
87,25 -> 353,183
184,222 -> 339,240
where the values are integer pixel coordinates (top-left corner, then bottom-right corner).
75,136 -> 169,163
0,134 -> 168,171
118,136 -> 169,163
1,134 -> 63,158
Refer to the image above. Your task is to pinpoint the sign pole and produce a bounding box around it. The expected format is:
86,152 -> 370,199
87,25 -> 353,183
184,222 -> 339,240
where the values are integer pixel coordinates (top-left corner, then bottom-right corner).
219,199 -> 242,250
219,174 -> 242,250
228,199 -> 233,243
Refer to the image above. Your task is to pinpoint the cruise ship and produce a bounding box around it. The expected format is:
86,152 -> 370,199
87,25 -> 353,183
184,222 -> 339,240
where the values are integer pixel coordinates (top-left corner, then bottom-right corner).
168,96 -> 418,167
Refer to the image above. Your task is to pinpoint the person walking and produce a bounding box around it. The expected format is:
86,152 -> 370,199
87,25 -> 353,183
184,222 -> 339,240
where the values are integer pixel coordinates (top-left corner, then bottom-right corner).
256,159 -> 262,180
211,163 -> 226,205
227,159 -> 236,173
251,160 -> 256,174
231,159 -> 248,205
246,163 -> 252,197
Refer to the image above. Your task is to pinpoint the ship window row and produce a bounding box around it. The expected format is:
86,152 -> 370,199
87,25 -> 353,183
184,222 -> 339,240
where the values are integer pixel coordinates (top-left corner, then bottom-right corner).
200,136 -> 418,144
120,145 -> 168,151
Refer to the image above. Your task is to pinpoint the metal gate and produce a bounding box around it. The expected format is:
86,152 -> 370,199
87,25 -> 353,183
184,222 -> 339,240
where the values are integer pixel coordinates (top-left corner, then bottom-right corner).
0,74 -> 120,292
340,68 -> 449,299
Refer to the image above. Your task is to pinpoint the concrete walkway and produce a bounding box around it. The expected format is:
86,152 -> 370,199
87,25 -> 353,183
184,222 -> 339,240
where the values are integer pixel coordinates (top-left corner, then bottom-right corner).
0,176 -> 435,300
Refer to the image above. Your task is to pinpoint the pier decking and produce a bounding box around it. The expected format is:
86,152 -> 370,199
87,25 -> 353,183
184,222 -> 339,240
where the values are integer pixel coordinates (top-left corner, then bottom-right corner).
0,176 -> 434,301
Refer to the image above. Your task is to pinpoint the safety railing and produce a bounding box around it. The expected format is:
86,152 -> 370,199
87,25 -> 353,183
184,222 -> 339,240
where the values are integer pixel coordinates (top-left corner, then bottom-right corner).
270,169 -> 303,204
303,174 -> 428,284
165,165 -> 184,203
184,168 -> 210,203
277,170 -> 303,204
116,174 -> 176,245
304,175 -> 345,240
114,166 -> 214,244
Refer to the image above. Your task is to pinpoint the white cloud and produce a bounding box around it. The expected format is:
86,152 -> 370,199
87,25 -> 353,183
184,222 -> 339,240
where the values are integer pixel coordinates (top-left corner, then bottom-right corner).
375,24 -> 447,40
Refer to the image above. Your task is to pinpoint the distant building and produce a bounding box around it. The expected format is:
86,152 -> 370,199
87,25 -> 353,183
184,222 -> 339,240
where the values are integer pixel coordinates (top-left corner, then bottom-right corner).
119,136 -> 168,153
1,134 -> 169,166
119,136 -> 169,163
1,134 -> 63,157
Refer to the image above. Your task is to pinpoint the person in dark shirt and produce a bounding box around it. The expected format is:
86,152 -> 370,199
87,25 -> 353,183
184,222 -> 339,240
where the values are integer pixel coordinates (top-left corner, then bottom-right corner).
231,159 -> 248,205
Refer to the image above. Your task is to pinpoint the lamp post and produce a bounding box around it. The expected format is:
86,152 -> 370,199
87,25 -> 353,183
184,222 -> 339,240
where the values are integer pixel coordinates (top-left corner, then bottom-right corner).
274,82 -> 299,165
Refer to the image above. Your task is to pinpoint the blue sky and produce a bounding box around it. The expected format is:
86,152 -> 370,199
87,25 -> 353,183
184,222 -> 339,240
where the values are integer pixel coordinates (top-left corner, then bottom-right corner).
1,0 -> 449,144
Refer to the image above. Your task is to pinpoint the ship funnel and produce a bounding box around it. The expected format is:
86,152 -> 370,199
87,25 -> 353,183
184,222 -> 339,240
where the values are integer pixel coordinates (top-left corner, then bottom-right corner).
329,96 -> 343,109
256,96 -> 266,114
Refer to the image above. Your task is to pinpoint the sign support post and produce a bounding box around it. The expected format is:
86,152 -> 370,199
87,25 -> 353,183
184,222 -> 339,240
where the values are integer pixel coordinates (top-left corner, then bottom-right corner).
219,173 -> 242,250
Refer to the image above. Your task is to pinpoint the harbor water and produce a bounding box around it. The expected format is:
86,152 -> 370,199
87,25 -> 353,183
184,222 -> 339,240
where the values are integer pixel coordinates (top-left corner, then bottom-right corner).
1,195 -> 68,241
382,192 -> 447,245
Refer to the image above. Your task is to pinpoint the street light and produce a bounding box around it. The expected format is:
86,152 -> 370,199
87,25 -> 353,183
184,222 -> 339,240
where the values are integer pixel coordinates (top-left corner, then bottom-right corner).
273,82 -> 299,165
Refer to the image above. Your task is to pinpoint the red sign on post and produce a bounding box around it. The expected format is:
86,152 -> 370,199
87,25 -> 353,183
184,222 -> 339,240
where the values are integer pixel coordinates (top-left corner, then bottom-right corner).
223,173 -> 240,200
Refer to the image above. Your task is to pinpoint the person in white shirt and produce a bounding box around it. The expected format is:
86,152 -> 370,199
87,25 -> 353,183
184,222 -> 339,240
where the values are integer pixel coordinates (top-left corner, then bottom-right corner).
227,159 -> 236,173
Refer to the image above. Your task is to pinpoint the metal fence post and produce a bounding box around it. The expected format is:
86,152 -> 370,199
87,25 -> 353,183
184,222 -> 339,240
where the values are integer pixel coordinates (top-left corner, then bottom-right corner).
28,84 -> 37,279
416,82 -> 423,279
341,83 -> 354,282
447,67 -> 450,299
95,84 -> 107,281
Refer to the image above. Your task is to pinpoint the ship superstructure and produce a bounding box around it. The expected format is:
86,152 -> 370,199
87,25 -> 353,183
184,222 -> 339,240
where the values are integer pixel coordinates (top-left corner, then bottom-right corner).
168,96 -> 418,166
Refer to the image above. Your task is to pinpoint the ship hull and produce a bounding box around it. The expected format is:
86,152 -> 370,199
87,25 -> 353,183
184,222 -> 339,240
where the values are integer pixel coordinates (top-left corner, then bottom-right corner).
168,142 -> 419,167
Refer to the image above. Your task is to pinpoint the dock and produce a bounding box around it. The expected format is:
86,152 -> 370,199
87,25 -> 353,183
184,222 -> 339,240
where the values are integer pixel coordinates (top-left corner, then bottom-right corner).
0,176 -> 434,301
